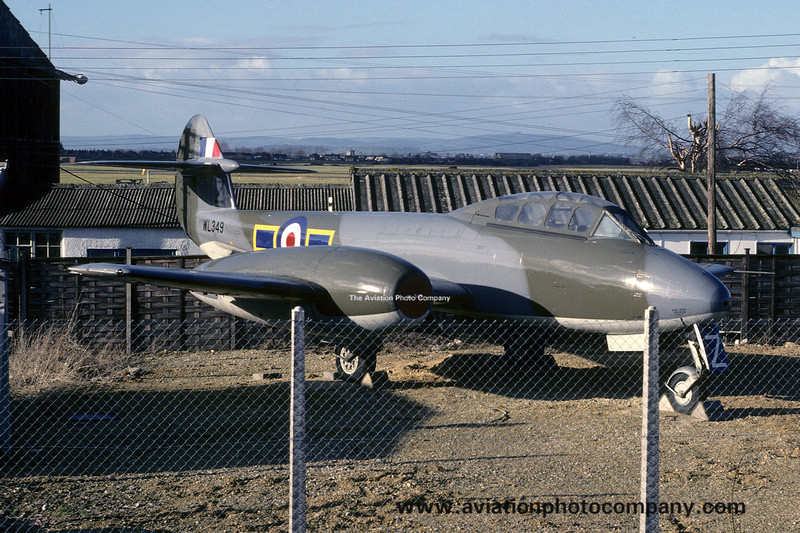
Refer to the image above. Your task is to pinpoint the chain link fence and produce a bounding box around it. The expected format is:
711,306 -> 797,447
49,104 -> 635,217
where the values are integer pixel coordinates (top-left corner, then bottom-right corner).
2,316 -> 799,531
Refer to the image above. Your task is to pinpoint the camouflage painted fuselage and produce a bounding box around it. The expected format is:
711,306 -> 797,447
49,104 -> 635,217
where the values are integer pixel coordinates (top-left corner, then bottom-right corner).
189,190 -> 731,333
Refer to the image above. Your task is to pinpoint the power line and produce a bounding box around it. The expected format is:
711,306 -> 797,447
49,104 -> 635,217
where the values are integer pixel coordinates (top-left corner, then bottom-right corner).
43,25 -> 800,153
33,30 -> 800,51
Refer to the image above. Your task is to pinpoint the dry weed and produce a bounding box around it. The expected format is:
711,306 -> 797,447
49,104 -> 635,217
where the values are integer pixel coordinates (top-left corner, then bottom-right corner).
9,321 -> 135,396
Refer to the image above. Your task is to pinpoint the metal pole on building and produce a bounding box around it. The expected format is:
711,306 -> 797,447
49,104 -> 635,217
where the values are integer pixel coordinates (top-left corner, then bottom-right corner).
38,5 -> 52,58
707,73 -> 717,255
290,306 -> 307,533
640,306 -> 659,533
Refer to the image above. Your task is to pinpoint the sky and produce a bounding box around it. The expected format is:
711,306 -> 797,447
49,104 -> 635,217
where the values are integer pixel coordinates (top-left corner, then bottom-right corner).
5,0 -> 800,154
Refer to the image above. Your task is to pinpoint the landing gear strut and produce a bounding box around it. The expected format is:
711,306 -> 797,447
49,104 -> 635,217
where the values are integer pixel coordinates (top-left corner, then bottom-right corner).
660,323 -> 729,420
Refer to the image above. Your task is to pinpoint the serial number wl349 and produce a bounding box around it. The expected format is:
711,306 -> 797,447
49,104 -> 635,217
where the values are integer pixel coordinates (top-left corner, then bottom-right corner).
202,219 -> 224,234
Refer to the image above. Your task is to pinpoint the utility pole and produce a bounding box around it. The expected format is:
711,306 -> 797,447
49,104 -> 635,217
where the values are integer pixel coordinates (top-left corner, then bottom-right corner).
707,73 -> 717,255
39,4 -> 52,59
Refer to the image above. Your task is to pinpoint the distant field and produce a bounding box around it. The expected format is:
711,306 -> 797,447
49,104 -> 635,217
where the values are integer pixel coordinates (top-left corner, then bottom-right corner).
60,163 -> 746,187
59,164 -> 540,186
59,164 -> 353,186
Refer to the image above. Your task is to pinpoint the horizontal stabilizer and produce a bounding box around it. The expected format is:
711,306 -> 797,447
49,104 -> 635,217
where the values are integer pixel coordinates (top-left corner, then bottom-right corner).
78,114 -> 313,174
78,159 -> 315,174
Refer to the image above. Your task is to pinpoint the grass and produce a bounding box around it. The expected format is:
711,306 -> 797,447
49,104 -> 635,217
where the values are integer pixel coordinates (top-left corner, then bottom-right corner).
61,163 -> 777,188
60,164 -> 353,186
9,320 -> 137,396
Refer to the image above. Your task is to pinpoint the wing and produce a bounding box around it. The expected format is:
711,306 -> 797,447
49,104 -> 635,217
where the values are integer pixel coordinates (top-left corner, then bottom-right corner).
68,263 -> 324,301
70,248 -> 472,324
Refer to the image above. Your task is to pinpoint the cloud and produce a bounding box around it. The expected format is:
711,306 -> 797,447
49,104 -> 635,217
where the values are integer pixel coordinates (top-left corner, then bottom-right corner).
731,58 -> 800,91
645,70 -> 698,100
235,56 -> 273,71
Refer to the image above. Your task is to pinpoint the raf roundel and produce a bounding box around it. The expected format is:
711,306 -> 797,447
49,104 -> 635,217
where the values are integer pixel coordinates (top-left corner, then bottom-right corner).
253,216 -> 336,250
280,220 -> 303,247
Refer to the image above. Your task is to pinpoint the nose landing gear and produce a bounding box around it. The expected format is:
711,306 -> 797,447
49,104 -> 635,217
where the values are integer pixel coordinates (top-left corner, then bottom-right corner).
660,323 -> 730,420
663,366 -> 702,415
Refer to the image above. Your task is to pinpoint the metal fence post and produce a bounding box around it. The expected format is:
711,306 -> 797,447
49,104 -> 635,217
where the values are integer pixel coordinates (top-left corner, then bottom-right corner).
0,260 -> 10,454
126,247 -> 132,354
640,306 -> 659,533
741,249 -> 750,341
290,306 -> 307,533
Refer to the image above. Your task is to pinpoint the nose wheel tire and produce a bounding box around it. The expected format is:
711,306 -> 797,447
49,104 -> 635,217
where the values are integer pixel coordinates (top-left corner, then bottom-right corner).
334,345 -> 378,382
664,368 -> 702,415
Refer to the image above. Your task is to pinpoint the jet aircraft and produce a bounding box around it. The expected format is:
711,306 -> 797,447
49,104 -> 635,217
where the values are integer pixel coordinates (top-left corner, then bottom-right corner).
71,115 -> 732,413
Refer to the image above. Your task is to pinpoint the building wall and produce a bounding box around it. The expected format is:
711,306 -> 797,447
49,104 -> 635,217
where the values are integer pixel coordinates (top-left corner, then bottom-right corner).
648,230 -> 796,255
62,228 -> 202,257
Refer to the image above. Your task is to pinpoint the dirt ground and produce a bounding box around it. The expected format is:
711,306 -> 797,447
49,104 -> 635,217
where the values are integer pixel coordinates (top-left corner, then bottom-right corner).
2,335 -> 799,532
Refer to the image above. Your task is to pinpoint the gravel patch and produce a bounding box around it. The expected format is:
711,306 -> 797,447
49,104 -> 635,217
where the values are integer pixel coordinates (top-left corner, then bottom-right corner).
2,339 -> 798,531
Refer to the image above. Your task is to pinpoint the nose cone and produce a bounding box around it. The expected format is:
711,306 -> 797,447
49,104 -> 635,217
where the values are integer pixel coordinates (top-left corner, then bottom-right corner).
643,249 -> 731,325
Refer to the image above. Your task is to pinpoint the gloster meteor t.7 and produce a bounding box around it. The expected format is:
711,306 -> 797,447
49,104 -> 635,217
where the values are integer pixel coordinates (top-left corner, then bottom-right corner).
71,115 -> 732,413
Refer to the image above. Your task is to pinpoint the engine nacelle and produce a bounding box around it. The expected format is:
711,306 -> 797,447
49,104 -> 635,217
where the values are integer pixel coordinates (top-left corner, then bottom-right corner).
195,246 -> 433,328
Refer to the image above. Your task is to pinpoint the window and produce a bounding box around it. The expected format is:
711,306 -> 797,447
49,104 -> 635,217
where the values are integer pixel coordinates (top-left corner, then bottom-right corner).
567,207 -> 596,233
592,213 -> 630,240
518,202 -> 547,226
545,203 -> 573,229
494,203 -> 519,222
589,208 -> 653,244
4,230 -> 61,258
608,208 -> 654,245
756,243 -> 792,254
690,242 -> 729,254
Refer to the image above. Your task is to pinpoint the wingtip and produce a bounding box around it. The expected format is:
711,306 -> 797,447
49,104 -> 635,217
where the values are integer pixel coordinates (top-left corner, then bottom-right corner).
68,263 -> 127,276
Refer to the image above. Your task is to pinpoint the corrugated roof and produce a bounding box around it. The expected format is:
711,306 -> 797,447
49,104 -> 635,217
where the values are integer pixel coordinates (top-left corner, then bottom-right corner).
2,173 -> 799,231
234,184 -> 353,211
0,183 -> 353,228
352,172 -> 800,231
0,184 -> 176,228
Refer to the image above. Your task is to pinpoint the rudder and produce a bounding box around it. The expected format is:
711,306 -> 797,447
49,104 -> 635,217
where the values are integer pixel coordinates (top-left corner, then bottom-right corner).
174,115 -> 237,251
177,114 -> 222,161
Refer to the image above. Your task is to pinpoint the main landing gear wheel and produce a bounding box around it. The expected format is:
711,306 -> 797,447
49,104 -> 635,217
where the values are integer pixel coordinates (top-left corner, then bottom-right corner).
502,326 -> 557,371
334,344 -> 378,382
664,367 -> 702,415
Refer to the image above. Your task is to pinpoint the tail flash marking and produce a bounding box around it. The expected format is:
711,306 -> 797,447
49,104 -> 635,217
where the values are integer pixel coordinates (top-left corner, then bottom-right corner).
200,137 -> 222,158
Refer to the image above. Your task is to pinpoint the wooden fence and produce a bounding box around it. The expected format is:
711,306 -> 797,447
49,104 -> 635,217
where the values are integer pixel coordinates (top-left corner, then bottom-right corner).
4,251 -> 800,349
7,254 -> 274,352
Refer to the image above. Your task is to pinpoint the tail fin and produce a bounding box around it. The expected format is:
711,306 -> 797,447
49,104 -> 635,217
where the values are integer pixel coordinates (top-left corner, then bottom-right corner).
79,114 -> 315,258
174,115 -> 238,250
178,114 -> 224,161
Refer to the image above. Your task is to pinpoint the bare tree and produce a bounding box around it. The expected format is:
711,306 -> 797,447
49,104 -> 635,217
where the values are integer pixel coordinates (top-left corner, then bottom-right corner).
717,88 -> 800,169
614,86 -> 800,171
614,98 -> 709,172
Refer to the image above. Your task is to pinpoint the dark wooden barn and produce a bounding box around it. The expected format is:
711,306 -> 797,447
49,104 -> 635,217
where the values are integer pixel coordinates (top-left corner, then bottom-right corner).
0,2 -> 70,208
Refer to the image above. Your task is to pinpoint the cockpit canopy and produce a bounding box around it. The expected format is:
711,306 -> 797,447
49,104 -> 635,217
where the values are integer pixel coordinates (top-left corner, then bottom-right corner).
453,191 -> 654,244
